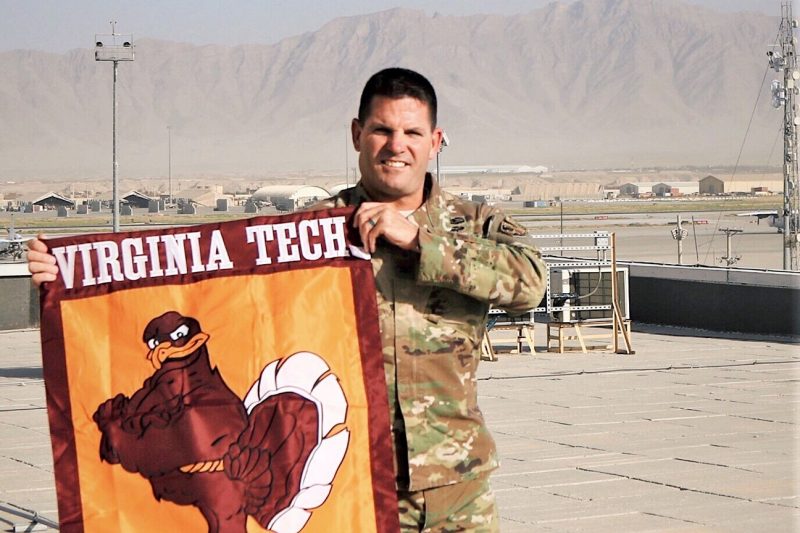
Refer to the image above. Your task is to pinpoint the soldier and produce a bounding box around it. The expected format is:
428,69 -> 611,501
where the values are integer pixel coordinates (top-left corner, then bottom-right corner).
27,67 -> 547,532
316,68 -> 546,531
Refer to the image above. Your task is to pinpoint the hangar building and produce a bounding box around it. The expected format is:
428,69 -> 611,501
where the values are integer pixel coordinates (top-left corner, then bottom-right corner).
251,185 -> 330,211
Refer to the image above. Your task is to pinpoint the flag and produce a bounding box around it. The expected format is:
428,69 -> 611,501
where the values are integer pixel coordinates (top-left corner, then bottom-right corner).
39,207 -> 397,533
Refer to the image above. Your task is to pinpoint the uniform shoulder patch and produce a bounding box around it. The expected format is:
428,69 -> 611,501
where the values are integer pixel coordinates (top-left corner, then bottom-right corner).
449,216 -> 466,232
498,216 -> 527,238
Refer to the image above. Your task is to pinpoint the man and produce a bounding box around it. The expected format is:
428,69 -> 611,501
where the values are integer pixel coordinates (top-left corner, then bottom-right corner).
28,67 -> 547,532
316,68 -> 546,531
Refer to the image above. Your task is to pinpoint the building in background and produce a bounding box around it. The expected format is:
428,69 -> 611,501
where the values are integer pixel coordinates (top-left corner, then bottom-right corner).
121,191 -> 153,209
251,185 -> 330,211
521,182 -> 604,201
699,175 -> 783,195
32,192 -> 74,209
174,185 -> 230,208
652,182 -> 699,197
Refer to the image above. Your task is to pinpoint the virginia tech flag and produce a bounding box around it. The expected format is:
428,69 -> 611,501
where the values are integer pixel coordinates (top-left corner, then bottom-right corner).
38,207 -> 398,533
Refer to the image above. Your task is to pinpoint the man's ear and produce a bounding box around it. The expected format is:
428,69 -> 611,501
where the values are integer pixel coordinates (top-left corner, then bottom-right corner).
429,127 -> 443,161
351,118 -> 362,152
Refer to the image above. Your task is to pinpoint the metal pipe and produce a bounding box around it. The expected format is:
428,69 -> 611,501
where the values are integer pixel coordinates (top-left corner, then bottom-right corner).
344,125 -> 349,187
559,201 -> 564,253
0,501 -> 59,530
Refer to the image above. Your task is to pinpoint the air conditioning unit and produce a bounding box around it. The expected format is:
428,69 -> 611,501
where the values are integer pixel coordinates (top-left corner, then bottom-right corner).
548,266 -> 629,322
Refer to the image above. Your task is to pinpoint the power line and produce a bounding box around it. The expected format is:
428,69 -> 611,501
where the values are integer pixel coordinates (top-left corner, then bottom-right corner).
701,63 -> 770,264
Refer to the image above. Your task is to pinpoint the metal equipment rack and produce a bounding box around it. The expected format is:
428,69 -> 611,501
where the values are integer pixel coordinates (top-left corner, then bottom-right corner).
483,231 -> 633,358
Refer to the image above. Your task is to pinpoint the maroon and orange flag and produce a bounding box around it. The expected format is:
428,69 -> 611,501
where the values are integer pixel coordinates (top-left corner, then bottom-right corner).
39,207 -> 398,533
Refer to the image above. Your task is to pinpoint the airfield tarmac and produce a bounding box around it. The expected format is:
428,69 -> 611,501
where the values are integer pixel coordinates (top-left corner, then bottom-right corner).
519,210 -> 784,270
0,207 -> 787,270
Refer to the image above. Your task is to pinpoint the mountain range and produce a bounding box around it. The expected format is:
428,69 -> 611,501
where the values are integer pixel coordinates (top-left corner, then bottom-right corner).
0,0 -> 783,179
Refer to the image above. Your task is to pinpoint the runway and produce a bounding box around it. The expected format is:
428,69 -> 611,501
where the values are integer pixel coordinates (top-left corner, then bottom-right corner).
2,207 -> 789,270
519,210 -> 785,270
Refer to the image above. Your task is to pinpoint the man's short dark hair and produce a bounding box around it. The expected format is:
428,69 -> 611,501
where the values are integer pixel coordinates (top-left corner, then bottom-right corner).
357,67 -> 438,127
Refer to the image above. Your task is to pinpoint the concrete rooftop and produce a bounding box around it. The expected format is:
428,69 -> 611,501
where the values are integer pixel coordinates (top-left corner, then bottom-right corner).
0,325 -> 798,532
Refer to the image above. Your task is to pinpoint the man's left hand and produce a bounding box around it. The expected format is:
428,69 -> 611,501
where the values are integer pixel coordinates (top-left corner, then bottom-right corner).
354,202 -> 420,254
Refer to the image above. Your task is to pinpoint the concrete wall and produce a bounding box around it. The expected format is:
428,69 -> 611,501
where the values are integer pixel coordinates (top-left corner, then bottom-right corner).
1,260 -> 798,336
0,263 -> 39,330
625,263 -> 800,336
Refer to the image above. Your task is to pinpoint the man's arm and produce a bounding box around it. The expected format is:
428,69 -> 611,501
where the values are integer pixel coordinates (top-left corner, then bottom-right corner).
416,211 -> 546,314
27,236 -> 58,287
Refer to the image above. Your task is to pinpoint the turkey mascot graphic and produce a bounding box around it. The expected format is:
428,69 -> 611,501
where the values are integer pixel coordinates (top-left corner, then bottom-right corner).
93,311 -> 349,533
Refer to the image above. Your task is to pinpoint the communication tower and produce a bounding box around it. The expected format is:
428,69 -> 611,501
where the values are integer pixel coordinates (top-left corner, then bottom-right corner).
768,2 -> 800,270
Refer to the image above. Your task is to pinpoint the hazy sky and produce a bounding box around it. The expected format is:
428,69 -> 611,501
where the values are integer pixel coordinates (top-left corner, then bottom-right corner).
1,0 -> 783,53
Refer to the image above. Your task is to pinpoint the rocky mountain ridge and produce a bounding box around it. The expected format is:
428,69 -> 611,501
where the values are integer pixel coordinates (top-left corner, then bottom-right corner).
0,0 -> 781,179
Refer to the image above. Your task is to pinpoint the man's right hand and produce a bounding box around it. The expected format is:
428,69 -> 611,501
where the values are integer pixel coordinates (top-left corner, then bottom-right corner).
27,236 -> 59,287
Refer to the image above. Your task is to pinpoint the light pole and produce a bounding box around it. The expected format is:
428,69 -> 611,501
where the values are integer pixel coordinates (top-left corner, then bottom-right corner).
167,125 -> 172,205
95,22 -> 134,232
559,200 -> 564,253
436,131 -> 450,185
345,125 -> 350,187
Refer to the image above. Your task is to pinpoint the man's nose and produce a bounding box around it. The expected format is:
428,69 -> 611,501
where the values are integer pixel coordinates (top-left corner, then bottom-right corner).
385,131 -> 406,153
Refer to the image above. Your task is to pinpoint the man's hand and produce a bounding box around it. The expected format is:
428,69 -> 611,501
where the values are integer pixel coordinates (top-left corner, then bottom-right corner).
354,202 -> 420,254
26,235 -> 58,287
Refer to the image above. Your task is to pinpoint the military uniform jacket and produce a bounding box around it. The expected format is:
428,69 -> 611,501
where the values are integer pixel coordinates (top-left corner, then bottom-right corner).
316,175 -> 546,491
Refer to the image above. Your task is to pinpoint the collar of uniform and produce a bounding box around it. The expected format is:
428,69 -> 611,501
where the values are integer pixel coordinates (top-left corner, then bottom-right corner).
413,173 -> 451,233
347,174 -> 450,232
344,181 -> 373,207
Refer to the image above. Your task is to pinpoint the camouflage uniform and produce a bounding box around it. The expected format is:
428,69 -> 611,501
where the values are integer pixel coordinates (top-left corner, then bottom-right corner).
317,173 -> 547,497
397,474 -> 498,532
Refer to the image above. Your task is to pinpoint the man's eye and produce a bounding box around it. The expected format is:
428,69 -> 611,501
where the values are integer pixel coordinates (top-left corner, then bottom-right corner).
170,325 -> 190,341
147,338 -> 158,350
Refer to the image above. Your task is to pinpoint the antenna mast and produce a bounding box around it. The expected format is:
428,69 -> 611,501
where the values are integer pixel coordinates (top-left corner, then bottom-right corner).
769,1 -> 800,270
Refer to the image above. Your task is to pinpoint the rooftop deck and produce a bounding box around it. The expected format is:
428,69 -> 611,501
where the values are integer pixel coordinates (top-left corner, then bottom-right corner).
1,325 -> 798,531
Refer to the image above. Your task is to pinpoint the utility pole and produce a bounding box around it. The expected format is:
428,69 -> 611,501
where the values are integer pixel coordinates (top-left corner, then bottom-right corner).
719,227 -> 743,267
769,1 -> 799,270
671,214 -> 688,265
691,216 -> 700,264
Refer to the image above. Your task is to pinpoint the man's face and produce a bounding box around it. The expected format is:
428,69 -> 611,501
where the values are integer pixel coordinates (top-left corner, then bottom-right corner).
352,96 -> 442,209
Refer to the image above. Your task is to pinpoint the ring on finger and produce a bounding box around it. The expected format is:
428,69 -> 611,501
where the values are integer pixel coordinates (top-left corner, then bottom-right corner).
368,218 -> 377,227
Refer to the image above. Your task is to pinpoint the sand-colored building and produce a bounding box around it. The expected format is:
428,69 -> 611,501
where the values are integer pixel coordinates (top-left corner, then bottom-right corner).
652,182 -> 699,196
618,182 -> 661,196
521,182 -> 604,201
174,185 -> 229,208
699,175 -> 783,195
